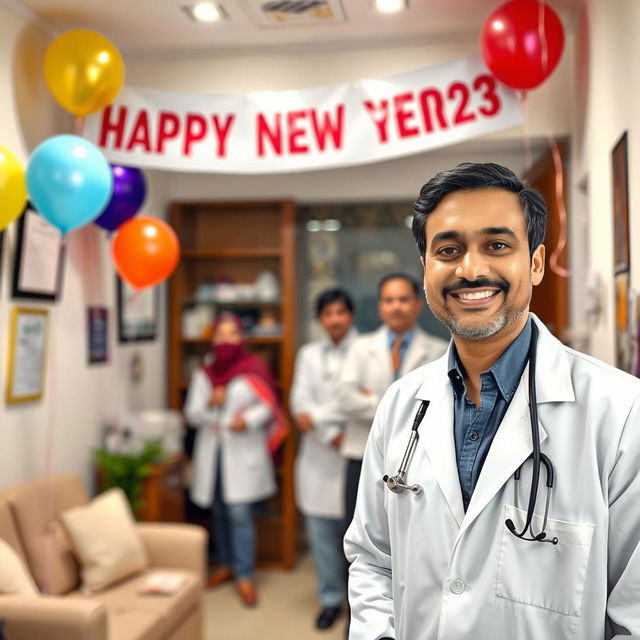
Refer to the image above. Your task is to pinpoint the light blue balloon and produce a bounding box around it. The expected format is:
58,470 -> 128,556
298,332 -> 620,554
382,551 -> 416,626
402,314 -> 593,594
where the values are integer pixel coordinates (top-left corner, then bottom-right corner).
26,135 -> 113,234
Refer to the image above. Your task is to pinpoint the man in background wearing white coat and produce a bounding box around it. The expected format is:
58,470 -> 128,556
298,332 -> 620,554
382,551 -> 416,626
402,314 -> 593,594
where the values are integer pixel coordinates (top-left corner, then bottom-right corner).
345,162 -> 640,640
291,288 -> 357,630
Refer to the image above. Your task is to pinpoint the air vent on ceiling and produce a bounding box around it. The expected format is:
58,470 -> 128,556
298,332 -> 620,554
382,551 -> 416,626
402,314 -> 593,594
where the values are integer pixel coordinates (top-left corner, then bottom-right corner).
240,0 -> 346,28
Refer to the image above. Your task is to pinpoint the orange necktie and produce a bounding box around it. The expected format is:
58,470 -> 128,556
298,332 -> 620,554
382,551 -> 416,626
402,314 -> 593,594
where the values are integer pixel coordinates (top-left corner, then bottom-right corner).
391,336 -> 403,374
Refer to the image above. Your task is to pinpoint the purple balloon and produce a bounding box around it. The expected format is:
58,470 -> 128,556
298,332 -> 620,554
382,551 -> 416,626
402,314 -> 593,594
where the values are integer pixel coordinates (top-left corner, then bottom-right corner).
94,165 -> 146,232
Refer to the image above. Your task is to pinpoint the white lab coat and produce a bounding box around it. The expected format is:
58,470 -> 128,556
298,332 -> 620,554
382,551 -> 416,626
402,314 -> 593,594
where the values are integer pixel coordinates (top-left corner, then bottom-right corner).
337,326 -> 448,460
290,330 -> 357,519
345,314 -> 640,640
185,370 -> 276,506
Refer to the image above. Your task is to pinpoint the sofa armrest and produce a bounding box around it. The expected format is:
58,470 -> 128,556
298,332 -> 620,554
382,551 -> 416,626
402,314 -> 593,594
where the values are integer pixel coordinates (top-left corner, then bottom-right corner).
135,523 -> 207,582
0,596 -> 108,640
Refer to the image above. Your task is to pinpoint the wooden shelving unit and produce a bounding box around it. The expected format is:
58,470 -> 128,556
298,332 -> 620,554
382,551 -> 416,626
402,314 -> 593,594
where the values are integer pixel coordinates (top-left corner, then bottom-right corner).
168,200 -> 297,570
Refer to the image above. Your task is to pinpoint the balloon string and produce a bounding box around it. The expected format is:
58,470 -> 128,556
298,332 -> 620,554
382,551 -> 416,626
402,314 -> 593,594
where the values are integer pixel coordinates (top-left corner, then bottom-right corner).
134,288 -> 142,342
44,282 -> 62,594
548,136 -> 570,277
74,117 -> 84,136
518,91 -> 533,176
538,0 -> 549,76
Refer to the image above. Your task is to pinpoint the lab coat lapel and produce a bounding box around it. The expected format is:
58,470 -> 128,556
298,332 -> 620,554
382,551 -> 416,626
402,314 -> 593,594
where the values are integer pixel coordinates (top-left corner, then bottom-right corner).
369,326 -> 394,378
456,314 -> 574,539
457,363 -> 548,539
415,354 -> 466,528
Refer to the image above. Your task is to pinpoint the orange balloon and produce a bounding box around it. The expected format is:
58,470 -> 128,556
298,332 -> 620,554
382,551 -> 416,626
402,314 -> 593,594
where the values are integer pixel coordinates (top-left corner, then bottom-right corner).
112,216 -> 180,289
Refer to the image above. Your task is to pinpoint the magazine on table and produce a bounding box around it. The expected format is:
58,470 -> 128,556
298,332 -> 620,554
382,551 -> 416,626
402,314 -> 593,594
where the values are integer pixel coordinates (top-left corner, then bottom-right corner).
138,571 -> 187,595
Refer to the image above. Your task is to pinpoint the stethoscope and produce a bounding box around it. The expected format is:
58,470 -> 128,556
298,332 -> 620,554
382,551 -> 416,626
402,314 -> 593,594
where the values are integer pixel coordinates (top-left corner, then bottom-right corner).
383,322 -> 559,545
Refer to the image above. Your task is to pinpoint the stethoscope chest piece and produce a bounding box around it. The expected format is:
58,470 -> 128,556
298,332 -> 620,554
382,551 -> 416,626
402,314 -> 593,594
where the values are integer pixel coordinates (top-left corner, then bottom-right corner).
382,400 -> 429,497
383,472 -> 423,495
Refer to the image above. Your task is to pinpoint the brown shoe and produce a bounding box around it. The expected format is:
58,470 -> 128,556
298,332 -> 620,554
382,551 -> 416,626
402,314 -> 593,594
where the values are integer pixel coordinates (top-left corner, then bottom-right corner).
207,567 -> 233,589
236,578 -> 258,607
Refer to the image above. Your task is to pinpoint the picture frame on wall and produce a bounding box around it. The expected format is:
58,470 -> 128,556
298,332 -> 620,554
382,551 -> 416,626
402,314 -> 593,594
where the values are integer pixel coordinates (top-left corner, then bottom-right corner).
6,307 -> 49,404
612,132 -> 630,275
12,206 -> 65,302
117,277 -> 158,342
88,307 -> 109,364
612,131 -> 632,371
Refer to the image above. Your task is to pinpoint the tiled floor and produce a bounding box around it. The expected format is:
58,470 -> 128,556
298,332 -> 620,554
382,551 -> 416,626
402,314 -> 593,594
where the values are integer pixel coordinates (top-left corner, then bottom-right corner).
204,554 -> 346,640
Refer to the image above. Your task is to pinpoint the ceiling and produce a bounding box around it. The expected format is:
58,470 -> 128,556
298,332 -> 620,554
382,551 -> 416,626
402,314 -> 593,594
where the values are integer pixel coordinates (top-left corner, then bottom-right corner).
10,0 -> 582,59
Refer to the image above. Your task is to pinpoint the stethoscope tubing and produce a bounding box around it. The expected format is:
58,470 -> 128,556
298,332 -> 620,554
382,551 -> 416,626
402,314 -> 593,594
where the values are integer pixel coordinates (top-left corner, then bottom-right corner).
383,321 -> 558,545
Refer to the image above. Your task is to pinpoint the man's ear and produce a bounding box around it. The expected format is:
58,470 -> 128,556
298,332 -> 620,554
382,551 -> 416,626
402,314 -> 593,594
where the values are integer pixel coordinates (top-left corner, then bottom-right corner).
531,244 -> 545,286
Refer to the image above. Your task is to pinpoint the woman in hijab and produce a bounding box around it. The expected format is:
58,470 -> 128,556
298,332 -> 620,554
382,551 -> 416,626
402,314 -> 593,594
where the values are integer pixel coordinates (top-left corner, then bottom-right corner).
185,313 -> 288,606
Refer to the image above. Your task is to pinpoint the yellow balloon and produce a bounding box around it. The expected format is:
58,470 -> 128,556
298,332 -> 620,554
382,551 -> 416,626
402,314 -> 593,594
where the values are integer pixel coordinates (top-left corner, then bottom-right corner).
0,146 -> 27,231
44,29 -> 125,117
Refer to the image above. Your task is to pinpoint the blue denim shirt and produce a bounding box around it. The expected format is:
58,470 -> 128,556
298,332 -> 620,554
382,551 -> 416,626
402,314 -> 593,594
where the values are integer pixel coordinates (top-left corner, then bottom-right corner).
387,328 -> 416,379
448,317 -> 532,511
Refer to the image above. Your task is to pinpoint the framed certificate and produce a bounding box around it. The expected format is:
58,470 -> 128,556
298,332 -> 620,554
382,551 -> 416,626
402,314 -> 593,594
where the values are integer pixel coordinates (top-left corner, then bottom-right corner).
12,206 -> 65,301
6,307 -> 49,404
117,278 -> 158,343
88,307 -> 109,364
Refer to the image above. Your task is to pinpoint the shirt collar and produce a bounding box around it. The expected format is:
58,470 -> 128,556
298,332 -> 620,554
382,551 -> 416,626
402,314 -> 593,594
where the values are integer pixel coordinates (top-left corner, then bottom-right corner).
323,327 -> 357,352
387,327 -> 416,349
447,317 -> 532,401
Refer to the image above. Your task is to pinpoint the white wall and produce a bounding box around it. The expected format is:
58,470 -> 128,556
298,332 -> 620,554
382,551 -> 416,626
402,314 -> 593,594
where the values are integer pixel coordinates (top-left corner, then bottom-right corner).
571,0 -> 640,364
165,143 -> 532,203
0,3 -> 168,491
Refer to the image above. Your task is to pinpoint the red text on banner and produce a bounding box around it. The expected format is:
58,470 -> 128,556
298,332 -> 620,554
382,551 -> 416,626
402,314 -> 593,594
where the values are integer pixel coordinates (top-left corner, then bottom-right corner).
99,107 -> 236,158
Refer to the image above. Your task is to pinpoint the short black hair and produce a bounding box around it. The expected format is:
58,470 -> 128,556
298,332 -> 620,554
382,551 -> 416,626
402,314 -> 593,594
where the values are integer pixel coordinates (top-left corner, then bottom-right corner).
377,273 -> 421,299
315,287 -> 355,318
411,162 -> 547,258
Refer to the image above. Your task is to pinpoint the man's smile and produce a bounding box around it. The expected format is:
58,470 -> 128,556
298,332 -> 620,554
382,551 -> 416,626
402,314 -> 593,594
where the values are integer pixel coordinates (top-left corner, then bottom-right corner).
447,288 -> 502,309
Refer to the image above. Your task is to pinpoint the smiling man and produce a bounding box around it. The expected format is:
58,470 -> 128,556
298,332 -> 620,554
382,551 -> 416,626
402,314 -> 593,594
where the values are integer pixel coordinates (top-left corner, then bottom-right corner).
344,163 -> 640,640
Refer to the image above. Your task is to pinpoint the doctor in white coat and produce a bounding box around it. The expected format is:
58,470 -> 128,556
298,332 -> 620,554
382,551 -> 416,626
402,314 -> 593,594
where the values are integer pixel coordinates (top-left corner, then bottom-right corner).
345,163 -> 640,639
185,312 -> 285,607
291,288 -> 357,630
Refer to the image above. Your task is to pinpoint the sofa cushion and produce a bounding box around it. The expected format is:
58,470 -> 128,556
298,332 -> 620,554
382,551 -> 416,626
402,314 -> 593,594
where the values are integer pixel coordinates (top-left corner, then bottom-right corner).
61,488 -> 149,592
8,474 -> 87,595
0,496 -> 29,565
71,569 -> 201,637
0,538 -> 39,596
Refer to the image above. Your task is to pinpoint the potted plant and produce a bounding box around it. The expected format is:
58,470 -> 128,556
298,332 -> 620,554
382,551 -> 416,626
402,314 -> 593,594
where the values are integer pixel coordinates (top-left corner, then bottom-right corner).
95,441 -> 167,516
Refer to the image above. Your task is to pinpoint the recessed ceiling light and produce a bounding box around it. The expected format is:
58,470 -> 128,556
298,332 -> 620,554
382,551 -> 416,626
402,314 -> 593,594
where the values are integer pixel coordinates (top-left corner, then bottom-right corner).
374,0 -> 408,14
183,3 -> 225,23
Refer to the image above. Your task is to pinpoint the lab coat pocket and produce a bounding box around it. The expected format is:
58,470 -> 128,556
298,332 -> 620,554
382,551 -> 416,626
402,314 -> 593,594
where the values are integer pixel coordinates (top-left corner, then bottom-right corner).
496,505 -> 594,618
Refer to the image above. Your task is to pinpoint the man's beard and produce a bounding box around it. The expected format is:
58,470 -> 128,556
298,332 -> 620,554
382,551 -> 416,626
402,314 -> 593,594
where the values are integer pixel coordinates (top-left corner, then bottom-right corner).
438,304 -> 528,339
426,278 -> 531,340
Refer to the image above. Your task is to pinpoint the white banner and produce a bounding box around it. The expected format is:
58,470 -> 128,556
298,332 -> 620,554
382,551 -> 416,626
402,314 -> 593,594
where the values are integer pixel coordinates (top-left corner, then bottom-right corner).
84,55 -> 522,174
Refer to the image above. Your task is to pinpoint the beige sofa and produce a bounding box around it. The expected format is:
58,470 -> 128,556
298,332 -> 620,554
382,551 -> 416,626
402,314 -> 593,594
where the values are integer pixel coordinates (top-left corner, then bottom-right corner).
0,474 -> 207,640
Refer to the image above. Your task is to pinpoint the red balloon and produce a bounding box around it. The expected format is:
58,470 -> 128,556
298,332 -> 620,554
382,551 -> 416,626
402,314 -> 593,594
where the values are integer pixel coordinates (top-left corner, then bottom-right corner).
480,0 -> 564,90
112,216 -> 180,289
